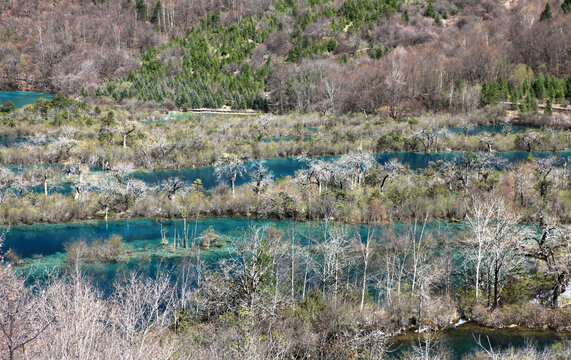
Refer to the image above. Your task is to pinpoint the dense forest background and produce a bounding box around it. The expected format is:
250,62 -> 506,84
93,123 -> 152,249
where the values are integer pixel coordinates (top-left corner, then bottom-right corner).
0,0 -> 569,114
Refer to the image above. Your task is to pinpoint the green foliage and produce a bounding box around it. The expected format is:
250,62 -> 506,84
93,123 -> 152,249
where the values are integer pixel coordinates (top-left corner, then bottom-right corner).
480,82 -> 500,105
338,0 -> 401,29
150,0 -> 161,24
80,86 -> 89,97
0,100 -> 16,113
545,98 -> 552,115
100,13 -> 267,109
367,45 -> 388,59
102,111 -> 116,126
135,0 -> 147,20
326,38 -> 337,52
402,8 -> 409,22
485,72 -> 568,112
563,0 -> 571,13
424,0 -> 435,18
540,2 -> 552,20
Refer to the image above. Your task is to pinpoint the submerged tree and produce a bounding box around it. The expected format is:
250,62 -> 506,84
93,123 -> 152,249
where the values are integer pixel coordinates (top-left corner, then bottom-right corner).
214,153 -> 248,196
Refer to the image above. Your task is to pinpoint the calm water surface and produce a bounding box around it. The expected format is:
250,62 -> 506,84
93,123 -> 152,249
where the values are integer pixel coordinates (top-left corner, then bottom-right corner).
133,151 -> 571,190
0,91 -> 53,108
391,323 -> 570,359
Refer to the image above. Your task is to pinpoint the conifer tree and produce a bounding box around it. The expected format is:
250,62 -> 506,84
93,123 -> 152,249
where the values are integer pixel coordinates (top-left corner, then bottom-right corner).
545,98 -> 552,115
150,1 -> 161,25
135,0 -> 147,21
403,9 -> 410,22
425,1 -> 435,18
540,3 -> 552,20
562,0 -> 570,13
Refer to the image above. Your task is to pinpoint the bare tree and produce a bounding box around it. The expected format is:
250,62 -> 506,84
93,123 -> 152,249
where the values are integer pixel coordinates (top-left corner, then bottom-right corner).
523,225 -> 571,307
0,268 -> 54,360
359,225 -> 376,313
486,201 -> 522,309
384,47 -> 408,119
92,175 -> 124,221
26,165 -> 61,196
465,196 -> 496,300
116,120 -> 139,148
110,161 -> 135,186
160,176 -> 188,200
232,227 -> 275,312
214,153 -> 248,196
0,168 -> 15,204
249,160 -> 274,199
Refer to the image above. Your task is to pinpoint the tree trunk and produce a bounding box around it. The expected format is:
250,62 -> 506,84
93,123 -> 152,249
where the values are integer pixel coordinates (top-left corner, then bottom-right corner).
360,256 -> 368,313
475,242 -> 482,300
493,265 -> 500,309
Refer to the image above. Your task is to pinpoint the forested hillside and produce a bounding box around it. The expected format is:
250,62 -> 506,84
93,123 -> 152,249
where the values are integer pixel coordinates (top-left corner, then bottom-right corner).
0,0 -> 569,115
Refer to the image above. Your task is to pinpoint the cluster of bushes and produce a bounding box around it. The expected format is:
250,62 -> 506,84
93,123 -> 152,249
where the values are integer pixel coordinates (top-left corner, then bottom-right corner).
64,235 -> 125,264
471,303 -> 571,331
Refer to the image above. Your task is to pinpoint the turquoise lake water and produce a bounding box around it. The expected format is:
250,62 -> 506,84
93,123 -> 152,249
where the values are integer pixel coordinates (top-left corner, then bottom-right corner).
446,125 -> 531,135
3,217 -> 464,259
133,151 -> 571,190
0,136 -> 29,147
391,323 -> 570,359
0,91 -> 53,108
2,151 -> 568,196
2,217 -> 567,357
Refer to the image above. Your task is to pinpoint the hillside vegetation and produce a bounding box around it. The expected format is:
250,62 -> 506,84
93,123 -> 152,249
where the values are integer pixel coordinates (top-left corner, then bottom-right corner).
0,0 -> 569,116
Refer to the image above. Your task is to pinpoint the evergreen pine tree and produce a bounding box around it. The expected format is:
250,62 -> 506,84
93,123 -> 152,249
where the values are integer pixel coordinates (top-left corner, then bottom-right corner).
562,0 -> 570,13
150,1 -> 161,24
527,93 -> 539,112
545,98 -> 553,115
403,9 -> 410,22
533,74 -> 546,100
135,0 -> 147,21
540,3 -> 552,20
425,1 -> 435,18
565,76 -> 571,99
102,111 -> 116,126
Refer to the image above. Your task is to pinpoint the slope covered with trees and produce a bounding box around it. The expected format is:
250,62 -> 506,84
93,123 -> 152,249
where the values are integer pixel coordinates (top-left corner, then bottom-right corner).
1,0 -> 570,116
